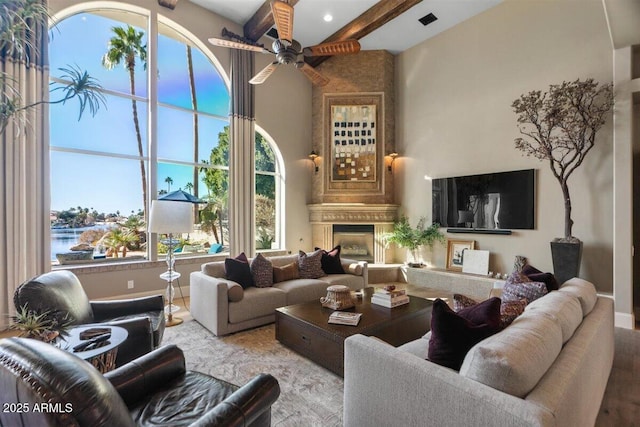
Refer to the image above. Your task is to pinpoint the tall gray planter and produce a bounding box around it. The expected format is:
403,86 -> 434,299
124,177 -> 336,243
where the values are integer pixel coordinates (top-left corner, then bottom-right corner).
550,241 -> 583,285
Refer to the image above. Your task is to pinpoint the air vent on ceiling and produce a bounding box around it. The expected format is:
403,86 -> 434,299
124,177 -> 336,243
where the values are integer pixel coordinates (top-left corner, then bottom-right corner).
418,13 -> 438,26
266,27 -> 279,39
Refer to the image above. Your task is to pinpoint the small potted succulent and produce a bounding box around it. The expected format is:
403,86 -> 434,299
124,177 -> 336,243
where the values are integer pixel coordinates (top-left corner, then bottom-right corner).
384,216 -> 445,267
9,304 -> 73,343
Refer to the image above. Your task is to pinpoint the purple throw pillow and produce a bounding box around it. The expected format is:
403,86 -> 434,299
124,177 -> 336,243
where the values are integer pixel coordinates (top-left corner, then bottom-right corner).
225,253 -> 254,289
457,297 -> 502,332
315,245 -> 346,274
522,264 -> 559,291
428,299 -> 496,371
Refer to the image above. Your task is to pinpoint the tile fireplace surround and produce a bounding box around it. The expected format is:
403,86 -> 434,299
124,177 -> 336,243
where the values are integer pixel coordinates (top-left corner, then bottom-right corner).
308,203 -> 400,264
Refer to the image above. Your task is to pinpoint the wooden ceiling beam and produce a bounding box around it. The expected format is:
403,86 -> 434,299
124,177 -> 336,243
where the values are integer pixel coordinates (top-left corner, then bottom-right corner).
306,0 -> 422,67
243,0 -> 300,42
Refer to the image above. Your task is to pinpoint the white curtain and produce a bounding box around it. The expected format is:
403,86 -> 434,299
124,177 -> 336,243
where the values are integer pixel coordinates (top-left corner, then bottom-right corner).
0,1 -> 50,328
228,50 -> 255,256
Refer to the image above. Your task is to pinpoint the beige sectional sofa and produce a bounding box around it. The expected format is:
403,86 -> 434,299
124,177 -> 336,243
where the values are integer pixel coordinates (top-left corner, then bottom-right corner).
190,253 -> 368,336
343,278 -> 614,427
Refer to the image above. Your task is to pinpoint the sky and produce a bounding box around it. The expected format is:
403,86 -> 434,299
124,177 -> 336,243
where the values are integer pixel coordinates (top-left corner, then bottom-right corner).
49,11 -> 230,214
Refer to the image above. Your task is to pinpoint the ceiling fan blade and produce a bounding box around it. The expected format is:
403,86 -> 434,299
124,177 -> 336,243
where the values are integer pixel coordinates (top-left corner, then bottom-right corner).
299,63 -> 329,86
304,39 -> 361,57
271,1 -> 294,43
249,62 -> 280,85
208,37 -> 269,54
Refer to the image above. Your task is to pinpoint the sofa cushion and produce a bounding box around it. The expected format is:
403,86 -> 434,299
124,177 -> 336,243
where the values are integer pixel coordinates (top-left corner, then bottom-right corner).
225,254 -> 254,289
250,253 -> 273,288
202,261 -> 225,278
228,287 -> 287,324
273,279 -> 330,306
558,278 -> 597,316
522,264 -> 559,292
273,262 -> 299,283
316,245 -> 346,274
428,299 -> 496,371
322,273 -> 365,290
298,250 -> 325,279
227,282 -> 244,302
502,271 -> 547,303
398,336 -> 430,359
459,313 -> 563,398
523,291 -> 582,343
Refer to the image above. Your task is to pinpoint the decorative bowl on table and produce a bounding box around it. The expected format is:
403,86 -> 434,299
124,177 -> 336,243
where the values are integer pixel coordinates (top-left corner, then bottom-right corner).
320,285 -> 355,310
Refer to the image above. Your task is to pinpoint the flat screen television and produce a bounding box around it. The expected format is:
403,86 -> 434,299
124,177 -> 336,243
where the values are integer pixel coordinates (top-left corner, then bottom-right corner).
432,169 -> 535,231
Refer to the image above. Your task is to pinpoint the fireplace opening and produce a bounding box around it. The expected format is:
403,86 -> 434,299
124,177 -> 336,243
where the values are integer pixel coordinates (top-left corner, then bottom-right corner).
333,224 -> 374,263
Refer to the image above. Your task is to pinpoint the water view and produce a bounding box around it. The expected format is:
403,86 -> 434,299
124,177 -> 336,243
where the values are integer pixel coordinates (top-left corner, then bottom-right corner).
50,225 -> 114,262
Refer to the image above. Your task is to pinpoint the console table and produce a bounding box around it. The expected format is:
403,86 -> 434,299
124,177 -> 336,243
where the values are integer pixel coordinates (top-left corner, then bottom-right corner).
401,266 -> 504,301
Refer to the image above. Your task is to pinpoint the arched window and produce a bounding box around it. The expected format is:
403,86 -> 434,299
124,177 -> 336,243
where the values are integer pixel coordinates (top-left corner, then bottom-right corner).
49,7 -> 235,264
255,128 -> 284,251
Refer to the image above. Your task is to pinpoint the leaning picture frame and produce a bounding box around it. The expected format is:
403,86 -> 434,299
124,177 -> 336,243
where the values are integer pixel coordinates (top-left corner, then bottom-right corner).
446,239 -> 476,271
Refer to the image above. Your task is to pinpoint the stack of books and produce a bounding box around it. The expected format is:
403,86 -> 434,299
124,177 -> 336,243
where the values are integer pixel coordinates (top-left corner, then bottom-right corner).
328,311 -> 362,326
371,288 -> 410,308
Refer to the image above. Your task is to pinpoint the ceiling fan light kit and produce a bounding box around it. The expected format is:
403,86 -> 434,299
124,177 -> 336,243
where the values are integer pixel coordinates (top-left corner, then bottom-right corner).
208,0 -> 361,86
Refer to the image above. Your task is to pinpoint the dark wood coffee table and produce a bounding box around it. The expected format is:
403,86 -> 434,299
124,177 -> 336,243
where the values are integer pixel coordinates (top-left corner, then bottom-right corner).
275,287 -> 432,376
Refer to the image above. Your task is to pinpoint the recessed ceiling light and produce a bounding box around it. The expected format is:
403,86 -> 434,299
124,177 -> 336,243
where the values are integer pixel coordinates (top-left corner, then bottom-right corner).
323,14 -> 333,22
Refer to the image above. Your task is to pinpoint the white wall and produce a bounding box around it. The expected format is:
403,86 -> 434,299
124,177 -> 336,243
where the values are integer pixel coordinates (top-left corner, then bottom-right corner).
49,0 -> 313,298
395,0 -> 614,292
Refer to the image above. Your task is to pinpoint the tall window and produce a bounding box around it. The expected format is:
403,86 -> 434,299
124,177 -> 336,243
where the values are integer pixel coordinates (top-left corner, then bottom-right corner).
49,7 -> 283,266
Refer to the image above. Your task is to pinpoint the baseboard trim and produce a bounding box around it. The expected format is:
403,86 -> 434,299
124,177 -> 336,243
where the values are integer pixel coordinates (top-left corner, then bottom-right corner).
614,311 -> 635,329
101,287 -> 190,301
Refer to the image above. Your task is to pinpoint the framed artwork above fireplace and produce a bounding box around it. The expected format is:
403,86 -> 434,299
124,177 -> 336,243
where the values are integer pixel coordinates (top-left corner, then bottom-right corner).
323,93 -> 384,196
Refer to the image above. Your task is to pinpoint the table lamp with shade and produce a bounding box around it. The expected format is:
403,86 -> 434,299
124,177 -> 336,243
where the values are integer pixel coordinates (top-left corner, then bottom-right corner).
148,199 -> 193,326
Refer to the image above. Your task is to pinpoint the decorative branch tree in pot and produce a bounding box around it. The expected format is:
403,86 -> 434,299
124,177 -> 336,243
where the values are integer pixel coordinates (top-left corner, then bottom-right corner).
512,78 -> 613,283
384,216 -> 445,267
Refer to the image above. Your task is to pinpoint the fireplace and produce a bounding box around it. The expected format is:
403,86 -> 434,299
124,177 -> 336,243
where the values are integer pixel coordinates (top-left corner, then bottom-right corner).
308,203 -> 399,264
333,225 -> 374,263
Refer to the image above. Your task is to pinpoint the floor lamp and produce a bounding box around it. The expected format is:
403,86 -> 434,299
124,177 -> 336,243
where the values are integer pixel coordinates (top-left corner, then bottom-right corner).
149,200 -> 193,327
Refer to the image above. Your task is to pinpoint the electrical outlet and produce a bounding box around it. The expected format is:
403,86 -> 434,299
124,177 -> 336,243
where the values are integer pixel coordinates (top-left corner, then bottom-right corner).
127,280 -> 134,289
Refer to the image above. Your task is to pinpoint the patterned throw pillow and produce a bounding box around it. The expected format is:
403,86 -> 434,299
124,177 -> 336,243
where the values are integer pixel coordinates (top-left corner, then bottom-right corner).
315,245 -> 346,274
298,250 -> 325,279
273,262 -> 299,283
250,253 -> 273,288
500,299 -> 527,329
453,293 -> 477,311
502,271 -> 547,303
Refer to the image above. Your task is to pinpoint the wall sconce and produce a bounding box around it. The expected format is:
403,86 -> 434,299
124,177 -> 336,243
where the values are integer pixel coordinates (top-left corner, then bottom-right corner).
387,152 -> 399,172
308,150 -> 319,173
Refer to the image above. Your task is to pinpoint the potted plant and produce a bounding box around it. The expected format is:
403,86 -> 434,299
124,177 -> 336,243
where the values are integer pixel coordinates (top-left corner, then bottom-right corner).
9,304 -> 73,343
512,78 -> 613,283
384,216 -> 445,267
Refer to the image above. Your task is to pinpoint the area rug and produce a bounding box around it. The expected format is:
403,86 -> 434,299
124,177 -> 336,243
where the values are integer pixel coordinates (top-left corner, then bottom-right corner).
162,320 -> 343,426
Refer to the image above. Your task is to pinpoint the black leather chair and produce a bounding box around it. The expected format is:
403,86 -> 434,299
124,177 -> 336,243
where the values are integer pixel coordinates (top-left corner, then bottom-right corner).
0,338 -> 280,427
14,270 -> 165,366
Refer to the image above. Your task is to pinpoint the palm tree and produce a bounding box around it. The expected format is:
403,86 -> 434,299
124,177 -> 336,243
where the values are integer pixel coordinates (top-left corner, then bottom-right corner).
102,25 -> 148,221
184,182 -> 194,193
1,2 -> 105,135
103,227 -> 138,258
186,45 -> 199,204
164,176 -> 173,192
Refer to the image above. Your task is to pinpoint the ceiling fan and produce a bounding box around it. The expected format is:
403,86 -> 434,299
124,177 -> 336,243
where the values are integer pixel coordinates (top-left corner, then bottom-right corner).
208,0 -> 361,86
